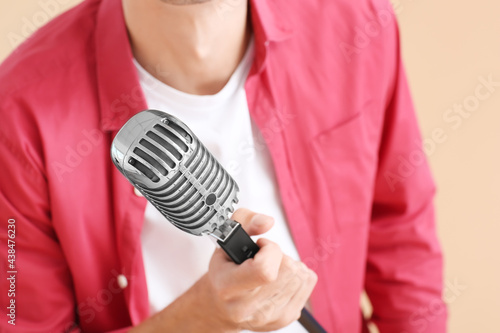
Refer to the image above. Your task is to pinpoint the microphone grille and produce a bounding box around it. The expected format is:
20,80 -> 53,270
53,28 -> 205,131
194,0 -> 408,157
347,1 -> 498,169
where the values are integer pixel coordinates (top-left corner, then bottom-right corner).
111,110 -> 239,236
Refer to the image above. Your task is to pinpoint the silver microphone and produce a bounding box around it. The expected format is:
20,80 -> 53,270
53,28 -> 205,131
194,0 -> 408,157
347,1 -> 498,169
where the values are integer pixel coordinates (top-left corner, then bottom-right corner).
110,109 -> 326,332
111,109 -> 258,263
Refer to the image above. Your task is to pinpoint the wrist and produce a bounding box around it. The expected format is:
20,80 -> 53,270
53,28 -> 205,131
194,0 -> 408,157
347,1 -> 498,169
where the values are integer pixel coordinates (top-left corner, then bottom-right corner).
189,274 -> 240,333
129,274 -> 239,333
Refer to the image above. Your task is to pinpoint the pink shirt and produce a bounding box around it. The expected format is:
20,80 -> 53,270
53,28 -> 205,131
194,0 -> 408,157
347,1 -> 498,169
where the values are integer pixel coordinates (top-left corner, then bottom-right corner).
0,0 -> 446,332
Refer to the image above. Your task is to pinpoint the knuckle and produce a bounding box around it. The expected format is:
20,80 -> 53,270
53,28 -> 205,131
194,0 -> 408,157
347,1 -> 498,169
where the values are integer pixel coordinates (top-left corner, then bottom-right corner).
289,275 -> 303,290
245,313 -> 266,330
217,288 -> 232,301
252,258 -> 279,284
308,270 -> 318,284
227,304 -> 251,324
254,300 -> 275,323
283,254 -> 294,266
293,262 -> 309,280
290,260 -> 302,275
266,240 -> 282,254
256,264 -> 277,283
275,312 -> 295,327
281,256 -> 296,272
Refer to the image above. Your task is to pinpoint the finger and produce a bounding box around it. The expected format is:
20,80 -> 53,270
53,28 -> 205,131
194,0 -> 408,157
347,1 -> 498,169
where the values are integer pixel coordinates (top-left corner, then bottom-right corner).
231,208 -> 274,236
209,238 -> 283,295
281,266 -> 318,321
256,256 -> 303,311
247,264 -> 310,331
266,271 -> 303,312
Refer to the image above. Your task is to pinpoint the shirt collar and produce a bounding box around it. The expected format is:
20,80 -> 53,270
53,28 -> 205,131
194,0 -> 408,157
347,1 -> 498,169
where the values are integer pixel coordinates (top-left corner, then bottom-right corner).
95,0 -> 147,132
250,0 -> 294,73
95,0 -> 293,132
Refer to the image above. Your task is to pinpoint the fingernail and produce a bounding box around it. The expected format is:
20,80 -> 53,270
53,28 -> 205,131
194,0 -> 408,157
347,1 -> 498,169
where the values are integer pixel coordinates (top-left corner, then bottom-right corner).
253,214 -> 273,226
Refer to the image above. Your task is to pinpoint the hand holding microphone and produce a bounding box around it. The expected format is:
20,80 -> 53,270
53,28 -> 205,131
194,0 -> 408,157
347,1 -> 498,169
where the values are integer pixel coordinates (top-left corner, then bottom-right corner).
204,208 -> 318,331
112,110 -> 327,332
128,208 -> 317,333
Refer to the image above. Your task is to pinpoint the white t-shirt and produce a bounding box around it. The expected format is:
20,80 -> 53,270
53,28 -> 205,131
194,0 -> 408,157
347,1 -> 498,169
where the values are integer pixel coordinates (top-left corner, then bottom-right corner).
134,40 -> 306,332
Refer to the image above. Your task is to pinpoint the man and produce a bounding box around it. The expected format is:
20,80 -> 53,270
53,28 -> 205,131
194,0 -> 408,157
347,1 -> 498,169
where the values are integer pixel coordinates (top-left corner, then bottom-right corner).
0,0 -> 447,332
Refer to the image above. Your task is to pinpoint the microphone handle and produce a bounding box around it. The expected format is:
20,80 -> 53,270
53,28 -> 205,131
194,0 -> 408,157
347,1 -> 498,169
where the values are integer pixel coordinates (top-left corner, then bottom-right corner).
218,222 -> 328,333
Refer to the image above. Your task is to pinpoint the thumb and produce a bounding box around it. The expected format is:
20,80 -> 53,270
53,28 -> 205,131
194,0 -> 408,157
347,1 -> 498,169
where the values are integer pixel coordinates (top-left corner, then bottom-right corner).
230,208 -> 274,236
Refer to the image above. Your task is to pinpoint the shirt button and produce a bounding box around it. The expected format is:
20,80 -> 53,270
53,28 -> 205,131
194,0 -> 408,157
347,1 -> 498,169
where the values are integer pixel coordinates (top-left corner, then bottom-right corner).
133,187 -> 144,197
117,274 -> 128,289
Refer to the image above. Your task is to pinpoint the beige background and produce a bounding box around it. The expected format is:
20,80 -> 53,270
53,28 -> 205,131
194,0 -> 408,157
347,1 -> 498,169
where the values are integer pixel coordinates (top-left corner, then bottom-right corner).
0,0 -> 498,332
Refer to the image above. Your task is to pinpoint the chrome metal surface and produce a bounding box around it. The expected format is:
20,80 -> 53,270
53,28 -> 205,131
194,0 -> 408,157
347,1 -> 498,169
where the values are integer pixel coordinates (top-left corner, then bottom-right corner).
111,109 -> 239,237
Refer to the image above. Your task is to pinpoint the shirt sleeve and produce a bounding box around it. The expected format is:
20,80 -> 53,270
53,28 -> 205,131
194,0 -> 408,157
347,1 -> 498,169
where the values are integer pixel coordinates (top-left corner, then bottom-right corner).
0,98 -> 136,333
0,97 -> 81,332
364,15 -> 448,333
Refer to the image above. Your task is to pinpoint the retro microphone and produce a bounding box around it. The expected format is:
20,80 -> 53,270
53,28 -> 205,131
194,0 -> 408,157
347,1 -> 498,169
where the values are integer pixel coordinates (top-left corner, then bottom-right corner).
111,109 -> 326,333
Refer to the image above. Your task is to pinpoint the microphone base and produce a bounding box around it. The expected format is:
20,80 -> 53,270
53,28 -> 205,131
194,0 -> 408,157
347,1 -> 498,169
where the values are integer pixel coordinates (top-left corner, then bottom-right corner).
217,223 -> 260,264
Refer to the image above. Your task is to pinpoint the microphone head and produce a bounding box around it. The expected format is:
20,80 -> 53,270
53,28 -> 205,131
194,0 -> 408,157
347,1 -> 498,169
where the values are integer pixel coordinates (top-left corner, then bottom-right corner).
111,109 -> 239,237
